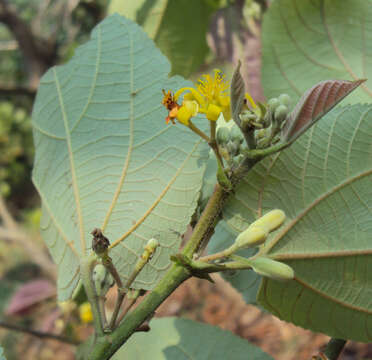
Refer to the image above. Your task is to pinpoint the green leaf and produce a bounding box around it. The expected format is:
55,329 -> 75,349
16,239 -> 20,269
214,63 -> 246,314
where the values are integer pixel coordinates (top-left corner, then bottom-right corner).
108,0 -> 215,77
262,0 -> 372,104
113,317 -> 273,359
32,14 -> 208,300
221,104 -> 372,341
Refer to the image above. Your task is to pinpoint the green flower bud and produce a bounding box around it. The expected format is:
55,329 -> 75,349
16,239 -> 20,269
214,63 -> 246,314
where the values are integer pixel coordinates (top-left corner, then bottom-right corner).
226,140 -> 239,156
240,111 -> 258,129
232,154 -> 244,167
239,143 -> 248,154
216,126 -> 230,145
235,225 -> 268,249
278,93 -> 291,106
274,104 -> 288,123
250,209 -> 286,233
230,126 -> 243,144
255,129 -> 267,140
267,98 -> 281,112
93,264 -> 114,296
145,238 -> 159,252
142,238 -> 160,262
250,257 -> 294,281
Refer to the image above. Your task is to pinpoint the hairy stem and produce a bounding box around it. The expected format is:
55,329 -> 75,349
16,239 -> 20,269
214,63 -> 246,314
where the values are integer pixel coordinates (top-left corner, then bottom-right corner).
87,182 -> 230,359
89,264 -> 190,359
80,255 -> 104,337
101,255 -> 125,331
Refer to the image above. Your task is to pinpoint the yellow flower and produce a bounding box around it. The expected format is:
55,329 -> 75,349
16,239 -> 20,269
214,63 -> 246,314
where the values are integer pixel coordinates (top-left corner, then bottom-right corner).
176,100 -> 199,125
79,302 -> 93,323
161,69 -> 257,124
174,69 -> 232,122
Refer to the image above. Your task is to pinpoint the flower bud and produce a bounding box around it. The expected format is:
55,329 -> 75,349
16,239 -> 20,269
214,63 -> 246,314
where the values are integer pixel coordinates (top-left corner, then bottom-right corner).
255,128 -> 267,140
145,238 -> 159,252
240,111 -> 257,129
274,104 -> 288,123
232,154 -> 244,167
278,93 -> 291,106
250,209 -> 286,233
226,140 -> 239,156
93,264 -> 114,296
239,142 -> 248,154
235,226 -> 268,249
267,98 -> 281,112
230,125 -> 243,144
216,127 -> 230,145
250,257 -> 294,281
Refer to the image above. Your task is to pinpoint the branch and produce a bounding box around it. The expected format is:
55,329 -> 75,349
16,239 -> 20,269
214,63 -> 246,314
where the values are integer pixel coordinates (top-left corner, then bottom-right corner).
0,320 -> 80,345
0,0 -> 57,88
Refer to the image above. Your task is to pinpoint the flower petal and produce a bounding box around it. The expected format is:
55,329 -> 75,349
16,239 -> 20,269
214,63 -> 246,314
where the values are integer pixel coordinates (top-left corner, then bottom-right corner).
176,106 -> 193,125
206,104 -> 222,121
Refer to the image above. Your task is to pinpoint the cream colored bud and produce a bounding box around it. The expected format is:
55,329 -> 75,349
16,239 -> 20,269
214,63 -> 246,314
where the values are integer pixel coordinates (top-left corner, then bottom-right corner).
250,257 -> 294,281
250,209 -> 285,233
235,226 -> 268,249
146,238 -> 159,251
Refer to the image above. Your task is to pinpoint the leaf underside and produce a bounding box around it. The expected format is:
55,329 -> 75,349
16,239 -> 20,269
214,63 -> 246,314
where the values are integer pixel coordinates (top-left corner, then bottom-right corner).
32,14 -> 208,300
113,317 -> 273,360
262,0 -> 372,105
219,104 -> 372,342
283,79 -> 365,142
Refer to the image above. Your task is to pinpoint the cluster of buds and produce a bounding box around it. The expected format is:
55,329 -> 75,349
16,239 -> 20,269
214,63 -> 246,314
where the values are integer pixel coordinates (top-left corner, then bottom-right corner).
239,93 -> 292,149
216,125 -> 246,168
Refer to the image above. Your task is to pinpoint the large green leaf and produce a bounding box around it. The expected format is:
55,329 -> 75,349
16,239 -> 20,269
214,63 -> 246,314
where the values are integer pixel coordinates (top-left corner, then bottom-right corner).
108,0 -> 215,77
32,14 -> 208,300
113,317 -> 273,359
262,0 -> 372,104
220,104 -> 372,341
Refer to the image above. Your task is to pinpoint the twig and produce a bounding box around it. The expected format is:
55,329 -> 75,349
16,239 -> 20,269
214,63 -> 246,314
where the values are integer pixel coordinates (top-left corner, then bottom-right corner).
115,290 -> 141,327
0,320 -> 80,345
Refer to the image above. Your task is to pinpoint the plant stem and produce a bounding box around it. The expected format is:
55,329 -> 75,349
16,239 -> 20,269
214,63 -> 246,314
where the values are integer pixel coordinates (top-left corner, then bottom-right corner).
323,338 -> 347,360
188,120 -> 210,142
80,255 -> 104,337
199,248 -> 234,262
115,291 -> 141,327
88,264 -> 190,359
208,121 -> 224,167
0,320 -> 79,345
87,180 -> 231,359
101,255 -> 125,330
182,183 -> 229,258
